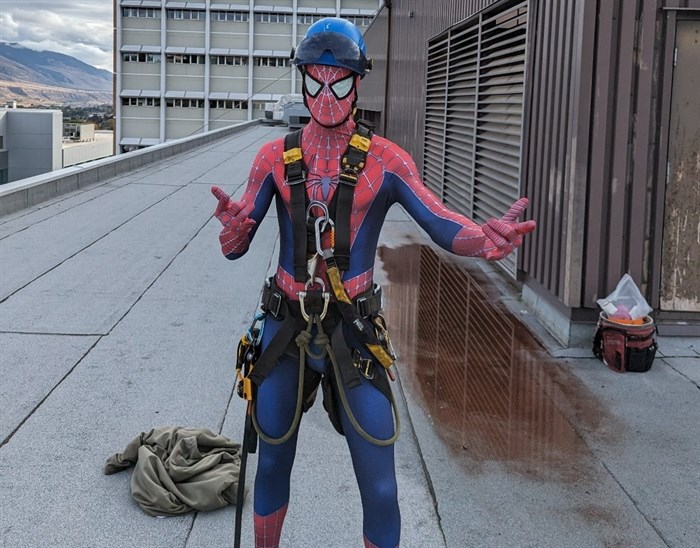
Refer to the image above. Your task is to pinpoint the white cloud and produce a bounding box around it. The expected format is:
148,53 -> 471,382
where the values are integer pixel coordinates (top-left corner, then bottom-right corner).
0,1 -> 114,70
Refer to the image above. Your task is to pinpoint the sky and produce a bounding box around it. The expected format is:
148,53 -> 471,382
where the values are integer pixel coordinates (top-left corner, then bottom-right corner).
0,1 -> 114,71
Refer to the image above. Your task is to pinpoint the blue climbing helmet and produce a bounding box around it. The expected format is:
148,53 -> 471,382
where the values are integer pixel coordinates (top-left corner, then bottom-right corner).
292,17 -> 372,77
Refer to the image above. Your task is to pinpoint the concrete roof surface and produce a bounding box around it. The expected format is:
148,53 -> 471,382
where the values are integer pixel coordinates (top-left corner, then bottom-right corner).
1,125 -> 698,548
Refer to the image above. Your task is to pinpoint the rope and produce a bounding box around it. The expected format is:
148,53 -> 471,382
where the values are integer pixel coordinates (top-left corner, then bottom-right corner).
316,318 -> 401,447
251,317 -> 312,446
251,313 -> 400,447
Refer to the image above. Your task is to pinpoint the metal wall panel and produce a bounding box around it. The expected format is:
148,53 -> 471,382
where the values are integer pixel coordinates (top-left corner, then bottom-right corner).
363,0 -> 700,328
363,0 -> 499,161
577,0 -> 700,314
520,0 -> 700,317
355,4 -> 389,129
521,0 -> 585,305
660,19 -> 700,312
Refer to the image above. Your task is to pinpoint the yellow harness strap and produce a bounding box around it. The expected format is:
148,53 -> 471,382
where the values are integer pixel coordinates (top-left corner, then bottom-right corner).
326,263 -> 394,368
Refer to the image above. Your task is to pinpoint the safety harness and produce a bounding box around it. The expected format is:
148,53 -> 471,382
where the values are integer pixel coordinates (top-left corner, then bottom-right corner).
235,121 -> 400,448
286,120 -> 374,281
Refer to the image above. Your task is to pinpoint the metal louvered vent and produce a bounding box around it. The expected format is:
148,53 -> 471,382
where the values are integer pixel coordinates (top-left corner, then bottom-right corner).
423,1 -> 528,277
423,36 -> 449,197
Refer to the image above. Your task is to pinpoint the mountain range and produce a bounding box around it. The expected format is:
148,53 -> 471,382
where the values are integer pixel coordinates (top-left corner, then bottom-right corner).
0,42 -> 112,106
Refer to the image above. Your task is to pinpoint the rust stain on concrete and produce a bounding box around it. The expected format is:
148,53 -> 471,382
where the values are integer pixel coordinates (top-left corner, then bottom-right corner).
379,243 -> 620,482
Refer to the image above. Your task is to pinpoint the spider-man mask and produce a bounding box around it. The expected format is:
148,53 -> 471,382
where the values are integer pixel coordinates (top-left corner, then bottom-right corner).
303,64 -> 358,128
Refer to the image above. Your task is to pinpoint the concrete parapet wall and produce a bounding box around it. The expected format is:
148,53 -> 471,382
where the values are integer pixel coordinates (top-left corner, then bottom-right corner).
0,120 -> 261,217
63,139 -> 114,167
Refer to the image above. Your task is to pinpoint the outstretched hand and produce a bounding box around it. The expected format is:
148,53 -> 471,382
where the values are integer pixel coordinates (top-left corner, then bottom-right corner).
211,186 -> 256,229
211,186 -> 256,256
481,198 -> 536,261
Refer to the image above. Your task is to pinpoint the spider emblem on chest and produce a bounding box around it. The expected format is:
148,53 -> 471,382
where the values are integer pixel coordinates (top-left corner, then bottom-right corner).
307,175 -> 336,202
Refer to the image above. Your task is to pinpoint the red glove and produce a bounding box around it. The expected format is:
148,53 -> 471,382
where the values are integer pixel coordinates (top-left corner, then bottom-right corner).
211,186 -> 256,256
481,197 -> 536,261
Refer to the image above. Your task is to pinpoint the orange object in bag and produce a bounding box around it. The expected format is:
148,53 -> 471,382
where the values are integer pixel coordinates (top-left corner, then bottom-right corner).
592,313 -> 657,373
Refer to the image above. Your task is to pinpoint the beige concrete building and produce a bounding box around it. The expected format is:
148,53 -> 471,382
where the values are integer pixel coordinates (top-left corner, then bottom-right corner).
114,0 -> 380,153
0,109 -> 62,184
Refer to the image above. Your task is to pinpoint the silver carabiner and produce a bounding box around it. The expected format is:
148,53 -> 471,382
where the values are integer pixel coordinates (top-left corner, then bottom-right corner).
307,200 -> 329,228
314,215 -> 334,257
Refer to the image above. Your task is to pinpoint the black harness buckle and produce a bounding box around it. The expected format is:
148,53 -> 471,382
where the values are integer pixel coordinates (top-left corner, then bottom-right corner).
267,291 -> 282,318
262,279 -> 284,318
355,285 -> 382,317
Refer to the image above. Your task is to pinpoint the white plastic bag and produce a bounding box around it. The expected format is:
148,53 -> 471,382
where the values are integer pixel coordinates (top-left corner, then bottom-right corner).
596,274 -> 653,320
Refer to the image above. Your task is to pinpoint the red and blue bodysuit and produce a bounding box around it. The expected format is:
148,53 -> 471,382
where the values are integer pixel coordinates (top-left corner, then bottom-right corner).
213,22 -> 535,548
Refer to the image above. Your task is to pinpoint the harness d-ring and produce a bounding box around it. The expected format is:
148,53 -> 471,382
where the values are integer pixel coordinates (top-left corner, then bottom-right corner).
298,277 -> 330,321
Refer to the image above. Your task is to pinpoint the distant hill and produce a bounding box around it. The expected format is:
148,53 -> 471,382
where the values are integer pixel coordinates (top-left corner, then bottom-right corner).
0,42 -> 112,106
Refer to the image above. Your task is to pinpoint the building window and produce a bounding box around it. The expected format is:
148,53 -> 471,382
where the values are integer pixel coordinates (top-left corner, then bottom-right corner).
253,57 -> 288,68
122,53 -> 161,63
166,99 -> 205,108
297,14 -> 323,25
211,55 -> 248,66
166,54 -> 205,64
123,7 -> 160,18
167,9 -> 205,20
122,97 -> 161,107
340,15 -> 373,27
209,100 -> 248,110
211,11 -> 248,22
252,101 -> 267,111
254,12 -> 292,24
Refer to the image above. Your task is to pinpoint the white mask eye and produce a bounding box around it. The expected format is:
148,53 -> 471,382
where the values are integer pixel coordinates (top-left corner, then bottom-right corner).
304,73 -> 322,97
330,75 -> 354,99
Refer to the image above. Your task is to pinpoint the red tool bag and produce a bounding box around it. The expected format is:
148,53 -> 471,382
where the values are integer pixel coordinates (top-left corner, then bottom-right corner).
592,313 -> 657,373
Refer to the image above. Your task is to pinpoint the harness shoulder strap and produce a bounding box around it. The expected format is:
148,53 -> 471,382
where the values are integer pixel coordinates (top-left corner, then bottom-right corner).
334,120 -> 374,271
283,130 -> 308,282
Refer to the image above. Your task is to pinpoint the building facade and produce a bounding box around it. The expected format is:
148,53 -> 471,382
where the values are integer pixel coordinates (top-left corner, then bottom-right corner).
0,109 -> 63,184
358,0 -> 700,343
113,0 -> 380,152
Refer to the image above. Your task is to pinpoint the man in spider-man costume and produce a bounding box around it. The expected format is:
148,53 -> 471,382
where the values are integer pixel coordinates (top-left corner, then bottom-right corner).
212,18 -> 536,548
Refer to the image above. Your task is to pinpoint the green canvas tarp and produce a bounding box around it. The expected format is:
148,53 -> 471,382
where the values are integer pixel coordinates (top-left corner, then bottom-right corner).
105,426 -> 241,516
